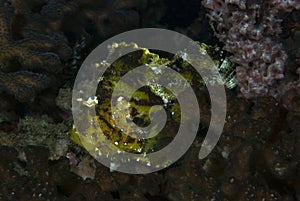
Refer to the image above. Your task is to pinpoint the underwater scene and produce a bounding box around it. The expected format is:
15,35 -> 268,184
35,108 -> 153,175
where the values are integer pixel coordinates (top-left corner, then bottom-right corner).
0,0 -> 299,200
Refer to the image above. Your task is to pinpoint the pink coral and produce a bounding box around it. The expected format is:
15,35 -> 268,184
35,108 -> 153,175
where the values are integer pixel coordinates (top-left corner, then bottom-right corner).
203,0 -> 300,102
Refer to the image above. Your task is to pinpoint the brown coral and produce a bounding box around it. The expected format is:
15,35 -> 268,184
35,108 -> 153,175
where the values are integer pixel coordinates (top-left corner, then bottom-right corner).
0,71 -> 50,102
0,4 -> 62,71
0,1 -> 72,102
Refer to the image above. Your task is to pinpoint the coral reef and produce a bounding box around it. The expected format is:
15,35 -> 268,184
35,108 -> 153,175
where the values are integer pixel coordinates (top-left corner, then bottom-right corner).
0,71 -> 50,102
0,0 -> 298,200
78,0 -> 147,40
0,1 -> 72,103
0,89 -> 299,200
203,0 -> 300,107
0,0 -> 208,105
0,145 -> 102,201
0,115 -> 70,160
11,0 -> 159,45
0,0 -> 192,105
